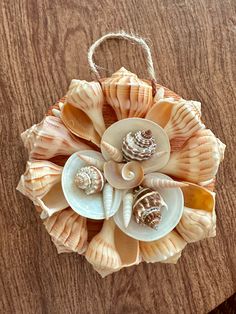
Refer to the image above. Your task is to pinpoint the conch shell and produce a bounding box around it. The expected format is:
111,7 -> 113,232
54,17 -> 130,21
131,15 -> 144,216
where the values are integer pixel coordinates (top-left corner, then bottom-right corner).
104,160 -> 144,189
142,173 -> 188,189
66,80 -> 106,136
17,160 -> 68,218
101,67 -> 153,119
122,129 -> 156,161
85,219 -> 122,270
61,103 -> 101,147
161,129 -> 224,183
176,183 -> 216,242
133,187 -> 167,230
146,98 -> 204,141
140,230 -> 187,263
21,116 -> 91,160
44,208 -> 88,254
74,166 -> 105,195
101,141 -> 123,162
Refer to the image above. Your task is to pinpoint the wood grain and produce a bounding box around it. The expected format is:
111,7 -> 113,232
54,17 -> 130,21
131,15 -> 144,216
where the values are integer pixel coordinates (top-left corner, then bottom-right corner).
0,0 -> 235,313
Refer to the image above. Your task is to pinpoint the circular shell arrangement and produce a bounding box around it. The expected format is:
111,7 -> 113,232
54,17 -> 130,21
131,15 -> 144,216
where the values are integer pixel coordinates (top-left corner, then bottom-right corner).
17,67 -> 225,277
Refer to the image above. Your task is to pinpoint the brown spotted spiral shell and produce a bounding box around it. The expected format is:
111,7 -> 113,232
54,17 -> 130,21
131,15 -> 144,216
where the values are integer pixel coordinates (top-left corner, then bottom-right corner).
133,187 -> 167,230
75,166 -> 105,195
122,129 -> 156,161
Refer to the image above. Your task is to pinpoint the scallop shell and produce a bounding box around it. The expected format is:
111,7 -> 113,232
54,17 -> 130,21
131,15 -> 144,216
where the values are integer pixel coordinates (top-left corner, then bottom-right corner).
66,80 -> 106,136
133,187 -> 168,230
101,67 -> 153,119
142,173 -> 188,189
140,230 -> 187,263
123,191 -> 134,228
17,160 -> 68,218
160,129 -> 223,183
61,103 -> 101,147
122,129 -> 156,161
21,116 -> 91,160
74,166 -> 105,195
146,99 -> 204,142
44,208 -> 88,254
101,141 -> 123,162
85,219 -> 122,270
101,118 -> 170,171
104,160 -> 144,189
176,183 -> 216,242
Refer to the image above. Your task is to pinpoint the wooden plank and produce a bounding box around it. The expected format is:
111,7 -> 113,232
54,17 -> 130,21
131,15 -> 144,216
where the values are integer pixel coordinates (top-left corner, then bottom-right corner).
0,0 -> 235,313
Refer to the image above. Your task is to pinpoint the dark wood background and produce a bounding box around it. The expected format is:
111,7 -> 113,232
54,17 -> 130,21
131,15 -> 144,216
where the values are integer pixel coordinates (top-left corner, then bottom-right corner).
0,0 -> 235,313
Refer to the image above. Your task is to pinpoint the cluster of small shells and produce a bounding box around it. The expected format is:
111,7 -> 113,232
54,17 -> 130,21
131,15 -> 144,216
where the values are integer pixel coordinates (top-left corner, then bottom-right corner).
17,67 -> 225,277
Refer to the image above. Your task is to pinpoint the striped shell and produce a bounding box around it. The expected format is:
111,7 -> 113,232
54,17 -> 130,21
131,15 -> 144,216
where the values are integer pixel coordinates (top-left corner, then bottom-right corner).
74,166 -> 105,195
122,129 -> 156,161
133,187 -> 167,230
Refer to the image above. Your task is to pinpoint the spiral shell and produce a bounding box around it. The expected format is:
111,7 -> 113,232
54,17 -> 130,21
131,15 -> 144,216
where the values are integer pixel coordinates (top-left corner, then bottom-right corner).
133,187 -> 167,230
101,67 -> 153,119
66,80 -> 106,136
74,166 -> 105,195
122,129 -> 156,161
21,116 -> 92,160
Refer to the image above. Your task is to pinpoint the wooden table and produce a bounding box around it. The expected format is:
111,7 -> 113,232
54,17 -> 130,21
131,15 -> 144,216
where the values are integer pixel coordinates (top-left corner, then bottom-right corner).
1,1 -> 235,313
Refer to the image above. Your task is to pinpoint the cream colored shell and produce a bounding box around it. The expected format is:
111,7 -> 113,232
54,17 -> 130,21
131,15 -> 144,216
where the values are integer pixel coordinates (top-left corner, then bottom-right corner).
140,230 -> 187,263
66,80 -> 106,136
44,208 -> 88,254
101,67 -> 153,119
21,116 -> 91,160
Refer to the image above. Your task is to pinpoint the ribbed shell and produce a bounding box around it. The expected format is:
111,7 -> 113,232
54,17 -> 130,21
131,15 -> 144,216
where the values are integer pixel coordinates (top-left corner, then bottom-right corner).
161,129 -> 223,183
21,116 -> 91,160
101,67 -> 153,120
44,208 -> 88,254
122,129 -> 156,161
74,166 -> 105,195
133,187 -> 167,230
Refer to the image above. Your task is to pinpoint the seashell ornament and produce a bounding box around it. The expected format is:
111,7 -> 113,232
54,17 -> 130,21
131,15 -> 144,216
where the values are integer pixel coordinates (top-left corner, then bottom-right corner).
142,173 -> 188,189
122,129 -> 156,161
74,166 -> 105,195
122,191 -> 134,228
133,187 -> 168,230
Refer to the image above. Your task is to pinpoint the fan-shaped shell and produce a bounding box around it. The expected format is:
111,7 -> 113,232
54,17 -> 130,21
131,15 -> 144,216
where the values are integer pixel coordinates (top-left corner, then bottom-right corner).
140,230 -> 187,263
104,160 -> 144,189
176,183 -> 216,242
21,116 -> 91,160
146,99 -> 204,142
61,103 -> 101,147
101,67 -> 153,119
101,118 -> 170,172
85,219 -> 122,270
160,129 -> 223,183
133,187 -> 167,230
66,80 -> 106,136
75,166 -> 105,195
122,129 -> 156,161
44,208 -> 88,254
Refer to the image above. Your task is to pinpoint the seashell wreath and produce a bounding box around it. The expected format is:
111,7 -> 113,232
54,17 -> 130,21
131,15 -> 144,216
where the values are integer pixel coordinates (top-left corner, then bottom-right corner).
17,33 -> 225,277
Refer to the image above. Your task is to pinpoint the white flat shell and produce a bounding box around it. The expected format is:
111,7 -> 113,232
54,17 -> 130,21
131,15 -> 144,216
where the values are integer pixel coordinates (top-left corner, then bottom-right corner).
101,118 -> 170,171
114,173 -> 184,241
62,150 -> 122,219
